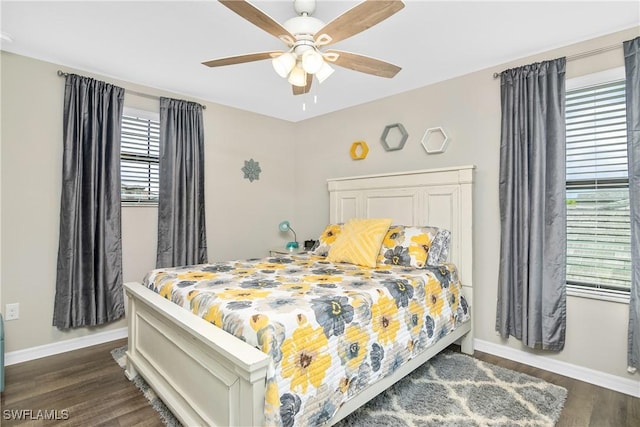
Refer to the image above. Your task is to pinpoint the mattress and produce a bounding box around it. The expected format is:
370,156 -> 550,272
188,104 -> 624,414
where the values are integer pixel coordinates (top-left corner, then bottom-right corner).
143,253 -> 470,427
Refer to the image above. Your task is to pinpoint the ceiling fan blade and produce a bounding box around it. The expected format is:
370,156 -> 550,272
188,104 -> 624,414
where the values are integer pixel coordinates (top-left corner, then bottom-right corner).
292,73 -> 313,96
219,0 -> 295,42
314,0 -> 405,46
202,51 -> 283,67
325,50 -> 401,78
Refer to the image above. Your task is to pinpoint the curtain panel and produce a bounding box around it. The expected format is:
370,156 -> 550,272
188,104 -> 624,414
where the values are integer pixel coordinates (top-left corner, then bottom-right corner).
156,97 -> 208,268
624,36 -> 640,373
53,74 -> 125,329
496,58 -> 567,350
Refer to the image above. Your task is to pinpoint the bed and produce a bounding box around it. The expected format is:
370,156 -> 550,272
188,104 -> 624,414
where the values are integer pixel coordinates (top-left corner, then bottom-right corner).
123,165 -> 475,426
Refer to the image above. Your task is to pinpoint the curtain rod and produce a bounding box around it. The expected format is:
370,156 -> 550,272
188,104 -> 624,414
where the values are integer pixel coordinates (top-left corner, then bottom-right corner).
56,70 -> 207,109
492,43 -> 622,79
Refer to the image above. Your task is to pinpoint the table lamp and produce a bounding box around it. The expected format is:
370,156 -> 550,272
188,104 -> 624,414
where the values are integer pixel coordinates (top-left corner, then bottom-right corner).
278,220 -> 299,250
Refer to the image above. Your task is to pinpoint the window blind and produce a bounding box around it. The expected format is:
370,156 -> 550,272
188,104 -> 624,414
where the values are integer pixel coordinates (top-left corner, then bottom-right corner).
120,114 -> 160,204
565,80 -> 631,292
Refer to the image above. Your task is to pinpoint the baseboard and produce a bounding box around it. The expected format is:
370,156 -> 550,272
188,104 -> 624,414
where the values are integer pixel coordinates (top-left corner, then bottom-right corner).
5,327 -> 127,366
474,338 -> 640,398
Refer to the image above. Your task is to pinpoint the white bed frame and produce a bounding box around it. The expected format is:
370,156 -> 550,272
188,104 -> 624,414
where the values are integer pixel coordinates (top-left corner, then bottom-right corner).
123,165 -> 475,427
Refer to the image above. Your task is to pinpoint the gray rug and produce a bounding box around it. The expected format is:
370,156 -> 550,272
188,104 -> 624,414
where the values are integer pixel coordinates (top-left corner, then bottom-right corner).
111,347 -> 567,427
111,346 -> 180,426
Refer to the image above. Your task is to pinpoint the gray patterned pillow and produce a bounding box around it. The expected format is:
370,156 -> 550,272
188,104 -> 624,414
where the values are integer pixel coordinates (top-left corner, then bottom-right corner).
377,225 -> 451,268
426,229 -> 451,266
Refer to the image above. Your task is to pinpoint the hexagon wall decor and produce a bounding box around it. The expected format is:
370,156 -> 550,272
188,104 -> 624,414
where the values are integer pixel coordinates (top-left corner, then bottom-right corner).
421,127 -> 450,154
380,123 -> 408,151
350,141 -> 369,160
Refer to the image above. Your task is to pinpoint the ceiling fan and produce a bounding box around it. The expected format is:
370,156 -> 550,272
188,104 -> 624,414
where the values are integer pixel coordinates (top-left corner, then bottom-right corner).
202,0 -> 405,95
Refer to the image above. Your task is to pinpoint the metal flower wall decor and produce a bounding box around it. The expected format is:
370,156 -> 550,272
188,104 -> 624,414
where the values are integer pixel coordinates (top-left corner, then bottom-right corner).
241,158 -> 262,182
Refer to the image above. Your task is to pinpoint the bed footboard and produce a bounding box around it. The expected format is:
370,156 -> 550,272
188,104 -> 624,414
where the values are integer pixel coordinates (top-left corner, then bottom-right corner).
124,282 -> 271,427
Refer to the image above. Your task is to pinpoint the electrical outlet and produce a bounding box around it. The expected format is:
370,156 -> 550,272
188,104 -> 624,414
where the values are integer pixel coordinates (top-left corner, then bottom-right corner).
5,303 -> 19,321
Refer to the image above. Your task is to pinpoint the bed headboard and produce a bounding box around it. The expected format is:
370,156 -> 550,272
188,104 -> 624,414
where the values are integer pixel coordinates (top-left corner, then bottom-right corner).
327,165 -> 474,293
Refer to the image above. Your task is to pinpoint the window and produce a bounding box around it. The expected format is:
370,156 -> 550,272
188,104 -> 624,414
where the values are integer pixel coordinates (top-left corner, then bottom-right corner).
120,109 -> 159,205
565,68 -> 631,300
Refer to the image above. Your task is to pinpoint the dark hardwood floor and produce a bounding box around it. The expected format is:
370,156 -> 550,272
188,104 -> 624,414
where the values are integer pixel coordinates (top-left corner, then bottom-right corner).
1,339 -> 157,427
1,339 -> 638,426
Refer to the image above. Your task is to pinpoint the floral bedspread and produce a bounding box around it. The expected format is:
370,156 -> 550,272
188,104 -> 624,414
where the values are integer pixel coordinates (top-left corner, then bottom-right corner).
143,253 -> 470,427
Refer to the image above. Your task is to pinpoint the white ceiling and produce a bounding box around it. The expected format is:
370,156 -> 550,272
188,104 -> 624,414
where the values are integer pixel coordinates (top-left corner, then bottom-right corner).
1,1 -> 638,122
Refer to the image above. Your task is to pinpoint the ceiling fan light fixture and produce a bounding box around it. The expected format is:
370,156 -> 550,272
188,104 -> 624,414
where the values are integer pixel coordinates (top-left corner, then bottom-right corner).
301,49 -> 324,74
272,52 -> 296,78
209,0 -> 405,95
316,62 -> 334,83
288,65 -> 307,87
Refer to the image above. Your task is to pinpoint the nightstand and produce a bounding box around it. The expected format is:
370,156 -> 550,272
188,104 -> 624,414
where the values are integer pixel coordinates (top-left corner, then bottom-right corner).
269,247 -> 306,256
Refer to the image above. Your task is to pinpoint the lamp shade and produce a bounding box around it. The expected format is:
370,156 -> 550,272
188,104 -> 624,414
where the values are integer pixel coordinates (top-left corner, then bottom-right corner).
278,220 -> 298,250
288,65 -> 307,87
279,220 -> 291,232
302,50 -> 324,74
316,61 -> 334,83
272,52 -> 296,78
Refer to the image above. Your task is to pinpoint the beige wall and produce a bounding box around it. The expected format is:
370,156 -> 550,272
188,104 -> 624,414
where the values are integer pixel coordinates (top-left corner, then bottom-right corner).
0,52 -> 295,352
291,27 -> 639,381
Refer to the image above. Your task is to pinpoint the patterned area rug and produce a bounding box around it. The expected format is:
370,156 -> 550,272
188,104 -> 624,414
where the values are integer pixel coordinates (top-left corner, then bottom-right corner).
111,346 -> 567,427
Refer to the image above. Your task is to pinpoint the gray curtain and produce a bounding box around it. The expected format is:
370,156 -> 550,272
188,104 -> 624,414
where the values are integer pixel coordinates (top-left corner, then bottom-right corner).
53,74 -> 125,329
496,58 -> 567,350
624,36 -> 640,373
156,97 -> 208,268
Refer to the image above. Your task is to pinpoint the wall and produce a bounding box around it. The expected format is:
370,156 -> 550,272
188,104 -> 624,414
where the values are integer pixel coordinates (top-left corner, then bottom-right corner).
0,51 -> 296,353
292,27 -> 640,382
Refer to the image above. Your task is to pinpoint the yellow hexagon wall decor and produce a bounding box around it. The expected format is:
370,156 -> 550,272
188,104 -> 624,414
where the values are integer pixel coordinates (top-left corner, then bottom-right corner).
350,141 -> 369,160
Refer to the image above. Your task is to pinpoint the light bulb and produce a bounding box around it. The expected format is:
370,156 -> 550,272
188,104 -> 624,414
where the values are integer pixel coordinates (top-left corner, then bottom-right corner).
288,66 -> 307,87
301,50 -> 324,74
316,62 -> 334,84
272,53 -> 296,78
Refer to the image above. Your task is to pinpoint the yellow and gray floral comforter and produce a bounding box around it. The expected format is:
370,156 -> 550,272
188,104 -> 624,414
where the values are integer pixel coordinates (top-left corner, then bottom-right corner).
143,253 -> 470,427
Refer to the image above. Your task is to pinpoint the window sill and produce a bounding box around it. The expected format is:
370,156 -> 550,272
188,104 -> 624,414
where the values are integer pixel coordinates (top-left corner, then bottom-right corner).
567,285 -> 630,304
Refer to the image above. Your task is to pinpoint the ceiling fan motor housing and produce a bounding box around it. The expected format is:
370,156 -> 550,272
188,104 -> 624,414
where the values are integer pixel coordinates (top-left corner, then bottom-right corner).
284,16 -> 324,38
283,15 -> 325,55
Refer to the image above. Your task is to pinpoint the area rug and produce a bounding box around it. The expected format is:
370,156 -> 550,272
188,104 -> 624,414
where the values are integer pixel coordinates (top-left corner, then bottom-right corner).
111,346 -> 567,427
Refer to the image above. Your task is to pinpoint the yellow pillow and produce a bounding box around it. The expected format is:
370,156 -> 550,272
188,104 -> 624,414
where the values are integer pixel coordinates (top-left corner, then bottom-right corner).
326,218 -> 392,268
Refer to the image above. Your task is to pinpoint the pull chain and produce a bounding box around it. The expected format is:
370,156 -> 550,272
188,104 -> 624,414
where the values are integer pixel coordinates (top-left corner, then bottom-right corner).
314,75 -> 318,104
